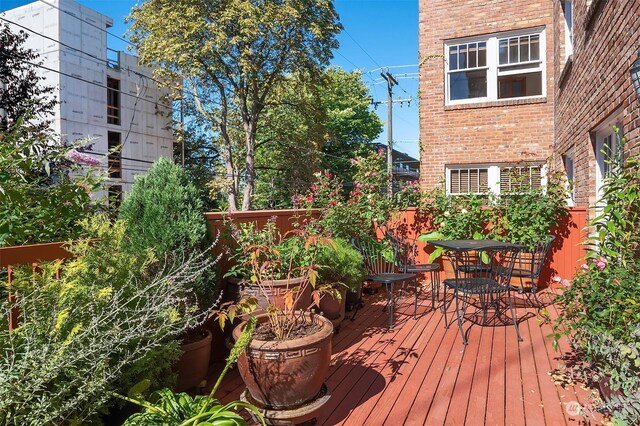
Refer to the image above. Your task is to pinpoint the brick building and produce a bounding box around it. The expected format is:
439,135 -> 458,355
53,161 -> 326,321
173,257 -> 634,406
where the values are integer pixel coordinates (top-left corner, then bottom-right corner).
418,0 -> 640,216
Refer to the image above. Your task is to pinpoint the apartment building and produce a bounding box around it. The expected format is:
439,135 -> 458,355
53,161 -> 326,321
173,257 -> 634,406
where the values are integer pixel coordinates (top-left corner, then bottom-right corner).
3,0 -> 174,198
418,0 -> 640,217
553,0 -> 640,209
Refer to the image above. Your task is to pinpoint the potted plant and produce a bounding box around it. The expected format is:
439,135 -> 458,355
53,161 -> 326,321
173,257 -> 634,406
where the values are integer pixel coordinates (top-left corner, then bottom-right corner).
119,158 -> 219,391
217,224 -> 335,421
120,317 -> 265,425
417,189 -> 490,277
314,237 -> 365,330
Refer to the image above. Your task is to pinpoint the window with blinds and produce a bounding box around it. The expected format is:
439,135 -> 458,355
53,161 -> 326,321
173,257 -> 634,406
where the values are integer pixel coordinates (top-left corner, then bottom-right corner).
449,168 -> 489,194
499,165 -> 542,192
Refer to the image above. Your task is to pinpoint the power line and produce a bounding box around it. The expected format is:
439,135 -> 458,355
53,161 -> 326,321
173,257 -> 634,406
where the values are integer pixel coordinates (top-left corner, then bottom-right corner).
36,0 -> 135,48
342,28 -> 382,69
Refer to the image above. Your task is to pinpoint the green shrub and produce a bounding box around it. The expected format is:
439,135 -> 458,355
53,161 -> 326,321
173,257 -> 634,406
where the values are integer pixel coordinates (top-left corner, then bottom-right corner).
0,217 -> 216,425
118,158 -> 216,308
119,157 -> 207,256
315,237 -> 364,291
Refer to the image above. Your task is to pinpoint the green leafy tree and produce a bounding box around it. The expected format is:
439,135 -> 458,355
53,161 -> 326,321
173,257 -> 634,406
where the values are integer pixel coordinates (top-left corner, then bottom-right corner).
252,68 -> 382,208
128,0 -> 342,211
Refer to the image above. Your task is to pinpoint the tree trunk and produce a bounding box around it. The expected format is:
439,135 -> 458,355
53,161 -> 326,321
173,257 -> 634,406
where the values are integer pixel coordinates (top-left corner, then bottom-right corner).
219,128 -> 238,211
241,122 -> 256,211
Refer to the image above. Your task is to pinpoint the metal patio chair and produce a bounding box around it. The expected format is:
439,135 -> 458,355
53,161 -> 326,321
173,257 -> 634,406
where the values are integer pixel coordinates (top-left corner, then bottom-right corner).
352,237 -> 416,330
442,246 -> 523,345
388,233 -> 441,312
510,235 -> 556,308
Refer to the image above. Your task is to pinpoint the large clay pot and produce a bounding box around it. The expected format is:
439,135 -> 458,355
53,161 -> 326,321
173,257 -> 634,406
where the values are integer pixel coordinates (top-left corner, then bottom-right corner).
174,328 -> 212,391
509,251 -> 536,289
232,313 -> 333,409
319,286 -> 347,325
225,276 -> 311,314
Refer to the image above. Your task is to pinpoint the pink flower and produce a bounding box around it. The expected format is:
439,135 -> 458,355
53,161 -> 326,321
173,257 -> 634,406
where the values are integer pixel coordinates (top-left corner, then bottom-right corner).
613,278 -> 620,285
595,257 -> 607,271
377,148 -> 385,155
66,149 -> 101,166
354,182 -> 362,188
350,158 -> 358,165
324,171 -> 333,179
581,263 -> 589,271
561,279 -> 571,288
306,195 -> 314,203
552,276 -> 562,283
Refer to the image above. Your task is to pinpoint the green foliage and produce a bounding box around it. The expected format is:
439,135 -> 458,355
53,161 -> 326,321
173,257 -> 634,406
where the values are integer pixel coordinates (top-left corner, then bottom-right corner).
488,169 -> 568,249
296,149 -> 399,240
0,23 -> 104,246
119,158 -> 207,256
554,131 -> 640,424
118,158 -> 216,309
0,217 -> 216,424
128,0 -> 342,210
122,317 -> 264,426
315,237 -> 365,292
587,129 -> 640,267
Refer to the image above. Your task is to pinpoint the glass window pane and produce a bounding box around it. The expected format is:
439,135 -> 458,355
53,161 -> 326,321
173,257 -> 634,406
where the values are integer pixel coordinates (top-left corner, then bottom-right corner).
530,35 -> 540,60
450,69 -> 487,100
509,37 -> 519,64
498,71 -> 542,99
499,39 -> 508,64
478,42 -> 486,66
468,43 -> 477,68
459,44 -> 468,69
449,45 -> 458,70
519,36 -> 529,62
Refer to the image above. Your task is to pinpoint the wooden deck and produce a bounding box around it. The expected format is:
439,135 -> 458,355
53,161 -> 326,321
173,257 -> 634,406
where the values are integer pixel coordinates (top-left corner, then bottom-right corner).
215,287 -> 600,425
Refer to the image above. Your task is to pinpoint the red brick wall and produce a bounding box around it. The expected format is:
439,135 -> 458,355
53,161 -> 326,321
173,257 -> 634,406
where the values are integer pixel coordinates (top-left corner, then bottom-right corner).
553,0 -> 640,213
418,0 -> 556,188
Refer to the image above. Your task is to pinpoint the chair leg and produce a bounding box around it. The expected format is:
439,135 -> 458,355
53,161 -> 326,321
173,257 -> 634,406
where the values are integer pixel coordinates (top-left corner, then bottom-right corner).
454,291 -> 468,345
506,290 -> 523,342
443,285 -> 449,329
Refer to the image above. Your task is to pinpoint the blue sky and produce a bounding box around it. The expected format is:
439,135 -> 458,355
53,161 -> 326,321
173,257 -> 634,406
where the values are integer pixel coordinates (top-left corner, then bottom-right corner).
2,0 -> 420,159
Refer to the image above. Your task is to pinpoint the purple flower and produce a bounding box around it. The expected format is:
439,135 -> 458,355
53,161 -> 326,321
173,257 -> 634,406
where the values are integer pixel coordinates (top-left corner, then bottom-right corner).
66,149 -> 101,166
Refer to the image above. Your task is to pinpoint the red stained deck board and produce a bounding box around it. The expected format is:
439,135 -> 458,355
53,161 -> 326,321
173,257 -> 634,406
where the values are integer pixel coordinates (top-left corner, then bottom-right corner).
345,301 -> 444,425
211,289 -> 599,426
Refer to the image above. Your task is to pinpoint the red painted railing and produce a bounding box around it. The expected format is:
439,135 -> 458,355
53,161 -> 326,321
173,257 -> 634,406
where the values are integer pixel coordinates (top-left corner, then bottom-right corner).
2,207 -> 588,329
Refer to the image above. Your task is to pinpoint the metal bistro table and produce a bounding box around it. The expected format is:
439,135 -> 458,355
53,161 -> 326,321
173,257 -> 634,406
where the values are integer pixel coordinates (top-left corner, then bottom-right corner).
428,239 -> 524,345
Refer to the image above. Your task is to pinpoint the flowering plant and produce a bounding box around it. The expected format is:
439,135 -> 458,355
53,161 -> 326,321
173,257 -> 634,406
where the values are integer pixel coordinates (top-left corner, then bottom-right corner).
295,148 -> 397,240
552,131 -> 640,423
417,188 -> 490,261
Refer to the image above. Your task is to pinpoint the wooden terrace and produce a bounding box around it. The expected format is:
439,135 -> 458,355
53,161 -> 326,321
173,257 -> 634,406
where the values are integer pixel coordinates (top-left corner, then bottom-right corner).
215,287 -> 600,425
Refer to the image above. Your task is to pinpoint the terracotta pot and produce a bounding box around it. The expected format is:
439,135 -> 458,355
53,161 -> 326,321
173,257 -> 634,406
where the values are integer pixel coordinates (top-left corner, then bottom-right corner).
225,276 -> 312,314
509,251 -> 535,289
174,328 -> 212,391
232,313 -> 333,409
441,251 -> 480,279
319,286 -> 347,323
598,374 -> 623,401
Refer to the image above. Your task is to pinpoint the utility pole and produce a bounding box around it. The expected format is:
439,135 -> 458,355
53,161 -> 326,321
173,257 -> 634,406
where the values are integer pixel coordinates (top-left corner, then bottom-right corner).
379,70 -> 412,194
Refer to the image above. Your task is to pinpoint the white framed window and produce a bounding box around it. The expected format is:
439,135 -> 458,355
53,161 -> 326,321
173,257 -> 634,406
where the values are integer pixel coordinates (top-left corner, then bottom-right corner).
446,163 -> 545,195
563,149 -> 575,206
594,118 -> 622,207
563,0 -> 574,59
445,28 -> 546,105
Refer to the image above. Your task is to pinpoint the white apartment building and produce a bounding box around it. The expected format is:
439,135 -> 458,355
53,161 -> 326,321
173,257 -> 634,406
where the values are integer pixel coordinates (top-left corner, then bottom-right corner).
3,0 -> 174,198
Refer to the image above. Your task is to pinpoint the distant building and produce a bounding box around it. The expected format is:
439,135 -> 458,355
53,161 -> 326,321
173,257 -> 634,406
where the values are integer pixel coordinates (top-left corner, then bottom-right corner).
372,143 -> 420,191
3,0 -> 175,201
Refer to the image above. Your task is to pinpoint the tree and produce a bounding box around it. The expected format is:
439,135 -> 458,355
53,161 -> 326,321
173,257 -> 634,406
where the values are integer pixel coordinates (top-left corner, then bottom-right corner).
251,68 -> 382,208
0,22 -> 56,134
128,0 -> 342,211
